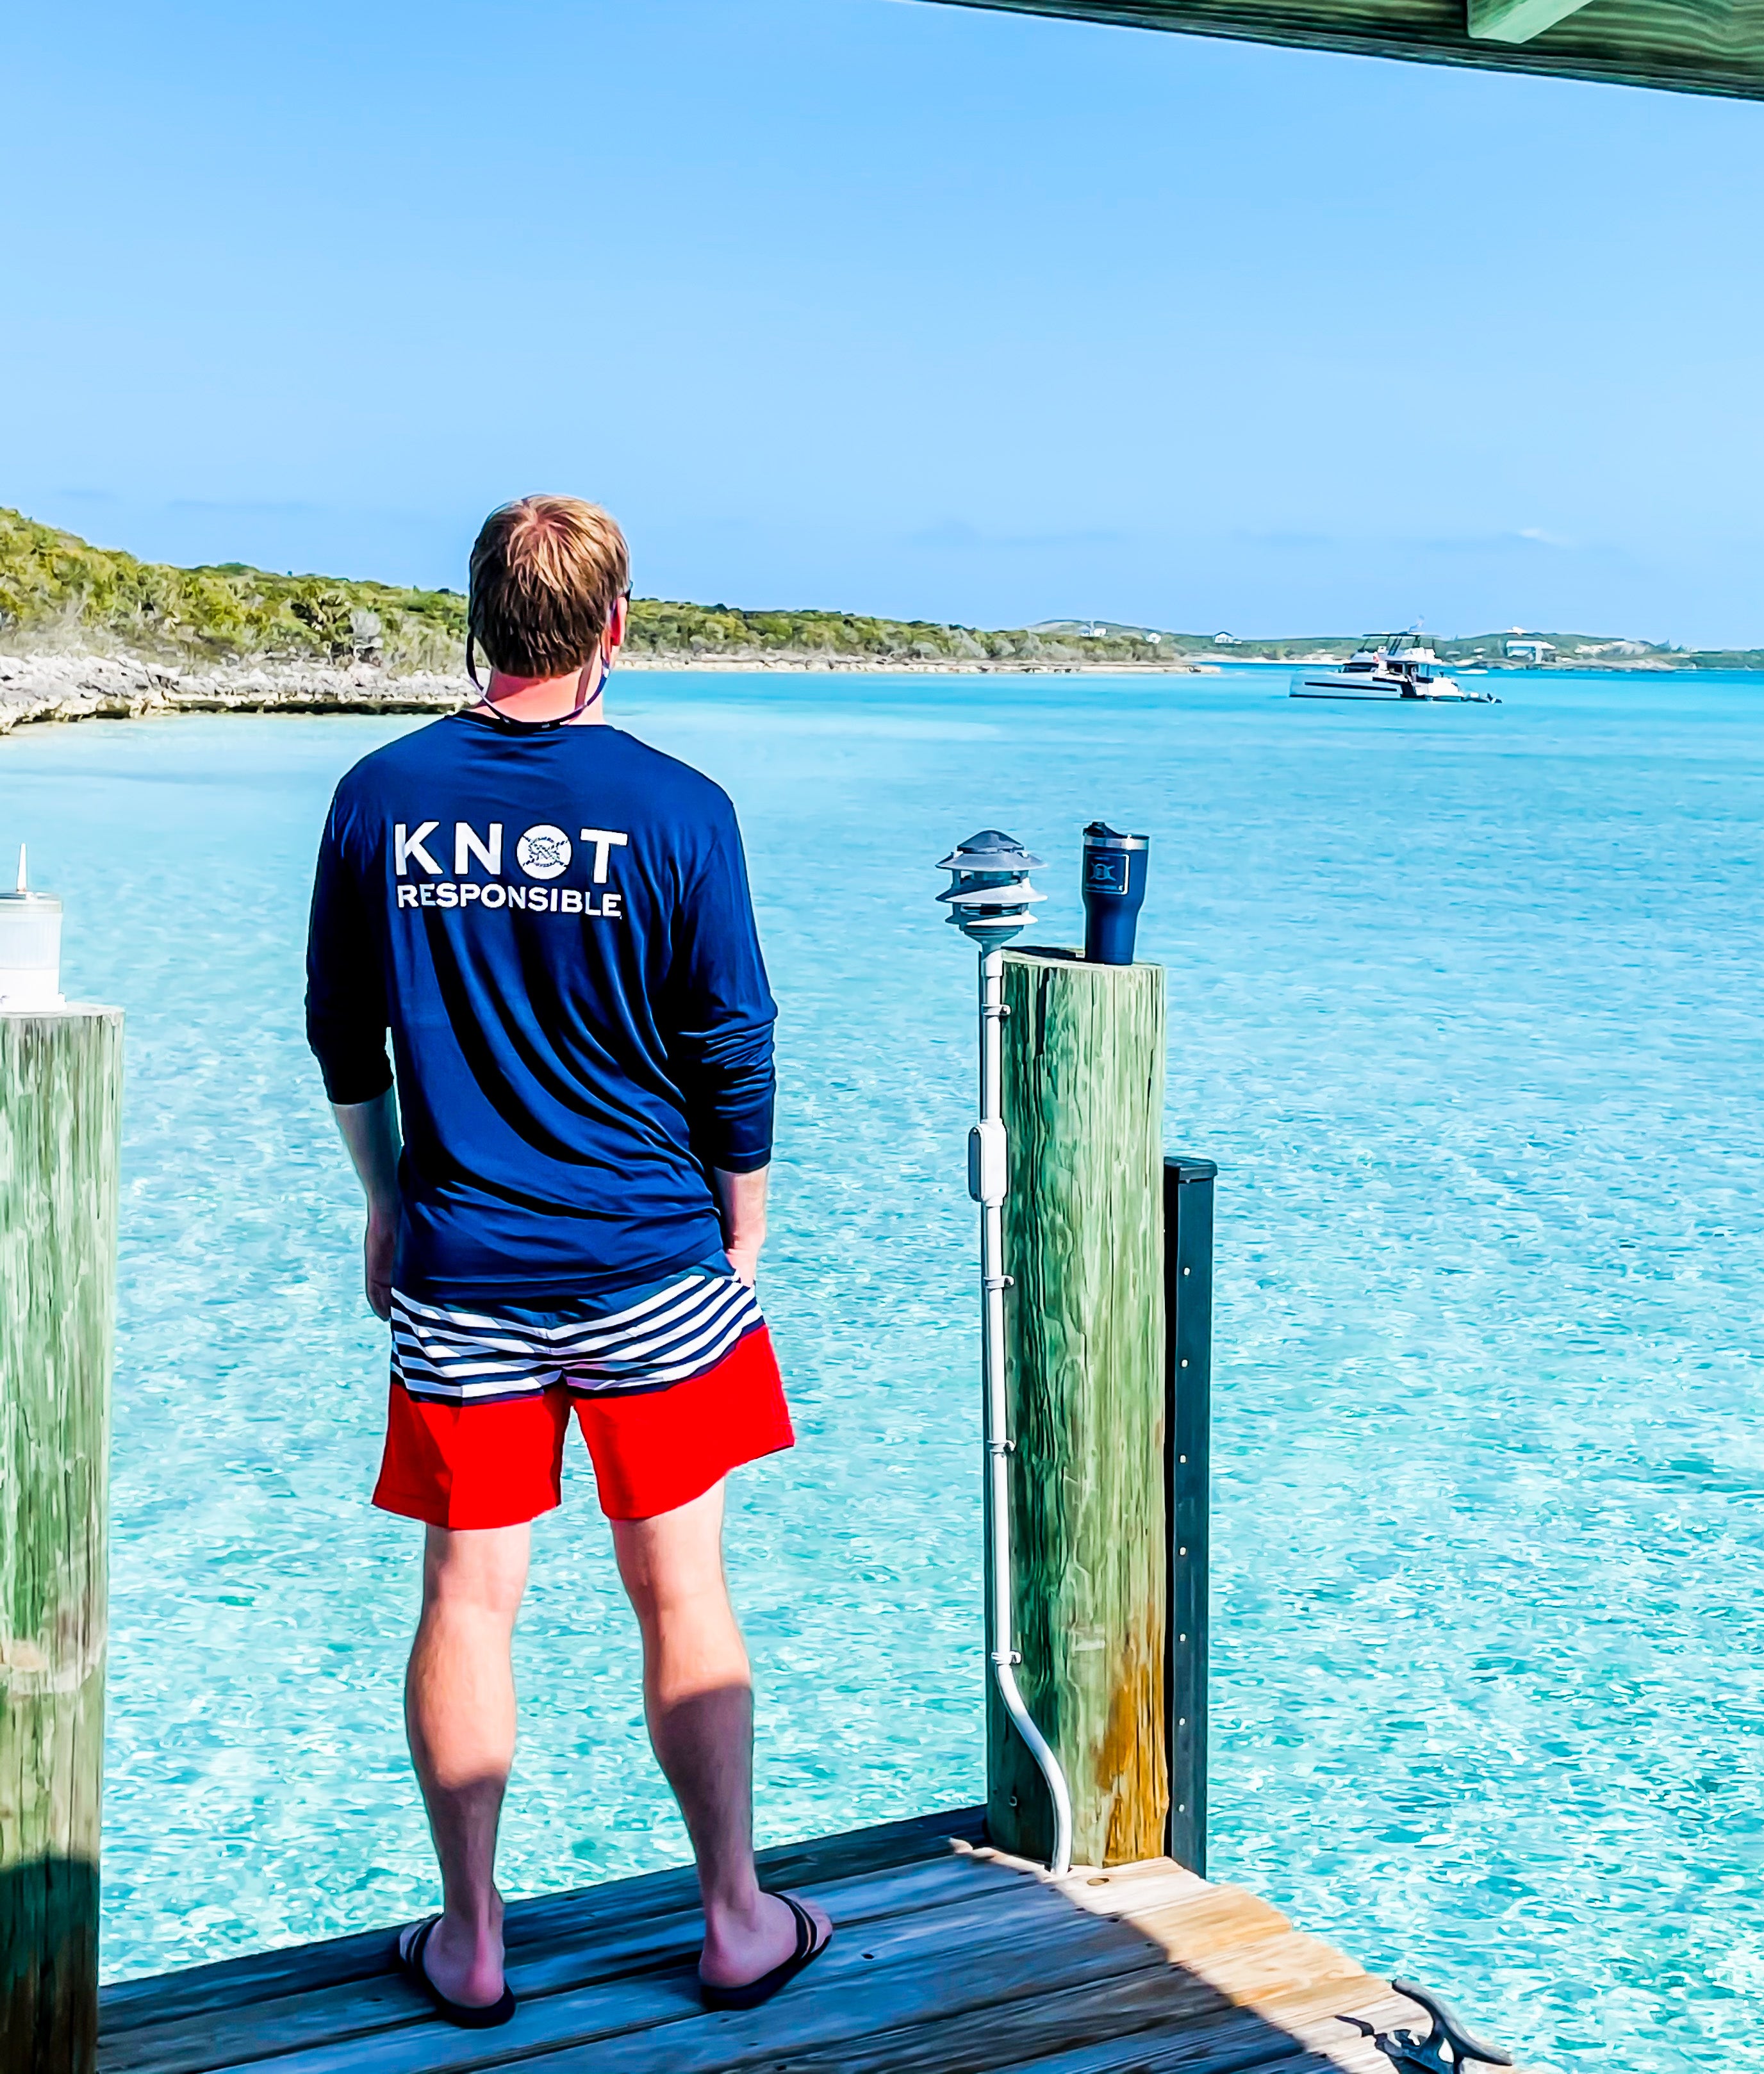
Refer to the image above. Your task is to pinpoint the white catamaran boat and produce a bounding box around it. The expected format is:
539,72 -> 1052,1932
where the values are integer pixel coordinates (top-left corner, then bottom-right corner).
1290,632 -> 1500,704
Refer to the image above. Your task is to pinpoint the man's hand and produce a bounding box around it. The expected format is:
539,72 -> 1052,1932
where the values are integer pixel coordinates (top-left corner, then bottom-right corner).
364,1210 -> 396,1321
332,1089 -> 402,1321
713,1165 -> 769,1290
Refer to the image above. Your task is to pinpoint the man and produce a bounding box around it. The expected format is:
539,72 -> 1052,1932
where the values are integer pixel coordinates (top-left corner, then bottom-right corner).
305,495 -> 832,2029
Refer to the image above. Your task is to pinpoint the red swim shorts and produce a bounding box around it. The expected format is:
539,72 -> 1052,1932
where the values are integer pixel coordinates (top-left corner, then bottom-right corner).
372,1312 -> 795,1530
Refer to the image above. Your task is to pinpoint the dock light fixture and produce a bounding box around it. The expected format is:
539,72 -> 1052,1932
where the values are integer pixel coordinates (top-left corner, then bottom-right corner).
0,844 -> 65,1011
936,830 -> 1075,1879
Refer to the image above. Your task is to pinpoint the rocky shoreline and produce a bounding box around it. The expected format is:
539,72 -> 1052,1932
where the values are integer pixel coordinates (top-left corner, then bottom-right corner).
0,648 -> 1214,735
0,654 -> 471,735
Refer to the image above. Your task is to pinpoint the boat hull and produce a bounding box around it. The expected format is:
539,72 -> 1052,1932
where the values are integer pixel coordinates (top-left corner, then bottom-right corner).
1290,674 -> 1499,704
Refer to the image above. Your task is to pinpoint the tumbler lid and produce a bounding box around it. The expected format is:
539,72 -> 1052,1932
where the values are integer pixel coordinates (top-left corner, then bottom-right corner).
1082,820 -> 1148,852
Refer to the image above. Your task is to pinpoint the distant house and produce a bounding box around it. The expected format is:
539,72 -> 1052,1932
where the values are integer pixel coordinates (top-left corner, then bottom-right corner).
1145,631 -> 1161,645
1504,636 -> 1556,663
1214,631 -> 1236,646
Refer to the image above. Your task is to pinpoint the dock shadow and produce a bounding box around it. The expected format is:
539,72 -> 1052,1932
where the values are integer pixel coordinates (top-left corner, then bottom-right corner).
3,1852 -> 101,2074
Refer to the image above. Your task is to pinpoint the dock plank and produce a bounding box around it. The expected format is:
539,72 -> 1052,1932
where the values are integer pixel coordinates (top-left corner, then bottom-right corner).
506,1916 -> 1171,2074
106,1854 -> 1025,2074
722,1945 -> 1392,2074
194,1873 -> 1132,2074
98,1820 -> 1520,2074
99,1807 -> 986,2039
1050,1864 -> 1212,1920
509,1886 -> 1388,2074
1143,1920 -> 1368,2005
1000,2005 -> 1421,2074
1116,1887 -> 1293,1960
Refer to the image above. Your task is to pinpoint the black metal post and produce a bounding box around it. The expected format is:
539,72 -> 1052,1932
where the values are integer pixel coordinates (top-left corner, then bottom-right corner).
1163,1154 -> 1215,1875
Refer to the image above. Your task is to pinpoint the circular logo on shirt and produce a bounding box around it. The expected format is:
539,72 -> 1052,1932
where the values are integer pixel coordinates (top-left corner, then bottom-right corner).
516,825 -> 572,880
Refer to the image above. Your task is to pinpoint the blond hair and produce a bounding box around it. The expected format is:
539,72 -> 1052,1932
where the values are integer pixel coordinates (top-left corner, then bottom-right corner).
467,495 -> 631,680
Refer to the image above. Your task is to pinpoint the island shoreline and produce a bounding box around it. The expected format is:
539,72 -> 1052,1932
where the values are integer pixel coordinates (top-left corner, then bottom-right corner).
0,650 -> 1222,736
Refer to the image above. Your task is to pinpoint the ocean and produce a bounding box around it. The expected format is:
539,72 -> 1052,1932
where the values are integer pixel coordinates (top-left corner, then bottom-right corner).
4,665 -> 1760,2072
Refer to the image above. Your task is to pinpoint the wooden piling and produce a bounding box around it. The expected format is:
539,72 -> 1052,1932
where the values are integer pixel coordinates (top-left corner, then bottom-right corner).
1,1007 -> 123,2074
989,949 -> 1167,1867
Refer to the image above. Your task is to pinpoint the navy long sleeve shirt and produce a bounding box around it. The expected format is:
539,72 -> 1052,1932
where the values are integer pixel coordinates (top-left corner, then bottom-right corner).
305,711 -> 777,1303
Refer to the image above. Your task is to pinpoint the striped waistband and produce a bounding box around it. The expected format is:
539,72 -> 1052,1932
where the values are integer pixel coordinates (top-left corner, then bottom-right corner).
390,1264 -> 763,1405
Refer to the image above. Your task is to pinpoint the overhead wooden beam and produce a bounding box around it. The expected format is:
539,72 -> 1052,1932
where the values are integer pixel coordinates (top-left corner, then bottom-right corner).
1469,0 -> 1597,42
926,0 -> 1764,102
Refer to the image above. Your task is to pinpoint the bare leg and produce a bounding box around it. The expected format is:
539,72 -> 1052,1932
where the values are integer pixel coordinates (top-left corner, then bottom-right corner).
404,1522 -> 530,2008
612,1481 -> 831,1988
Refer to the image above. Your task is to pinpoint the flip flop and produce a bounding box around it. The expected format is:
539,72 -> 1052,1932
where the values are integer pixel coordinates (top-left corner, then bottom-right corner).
396,1916 -> 517,2030
700,1892 -> 833,2012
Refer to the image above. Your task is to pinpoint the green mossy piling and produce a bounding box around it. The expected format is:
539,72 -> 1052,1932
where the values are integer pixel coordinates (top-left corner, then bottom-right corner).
1,1008 -> 122,2074
988,950 -> 1168,1868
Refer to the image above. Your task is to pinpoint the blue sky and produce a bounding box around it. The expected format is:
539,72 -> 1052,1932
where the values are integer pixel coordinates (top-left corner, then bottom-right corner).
6,0 -> 1763,642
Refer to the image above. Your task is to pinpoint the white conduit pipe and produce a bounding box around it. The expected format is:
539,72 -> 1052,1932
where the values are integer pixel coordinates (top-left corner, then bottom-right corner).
975,945 -> 1075,1879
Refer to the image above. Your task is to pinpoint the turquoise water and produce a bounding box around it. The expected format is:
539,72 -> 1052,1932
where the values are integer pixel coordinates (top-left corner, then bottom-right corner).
4,668 -> 1761,2071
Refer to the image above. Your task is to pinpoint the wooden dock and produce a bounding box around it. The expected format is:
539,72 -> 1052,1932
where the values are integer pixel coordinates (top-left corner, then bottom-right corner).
95,1809 -> 1508,2074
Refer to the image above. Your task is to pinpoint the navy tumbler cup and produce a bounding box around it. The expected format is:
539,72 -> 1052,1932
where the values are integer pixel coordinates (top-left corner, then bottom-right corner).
1080,821 -> 1149,964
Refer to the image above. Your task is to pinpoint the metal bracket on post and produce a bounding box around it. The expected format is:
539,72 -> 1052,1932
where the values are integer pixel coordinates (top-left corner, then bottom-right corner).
1163,1154 -> 1216,1876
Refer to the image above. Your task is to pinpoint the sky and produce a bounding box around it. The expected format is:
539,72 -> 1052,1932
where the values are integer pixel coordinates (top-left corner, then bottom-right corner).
5,0 -> 1763,643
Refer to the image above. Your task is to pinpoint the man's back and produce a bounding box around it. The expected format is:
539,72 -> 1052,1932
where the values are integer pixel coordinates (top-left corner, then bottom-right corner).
306,710 -> 777,1303
307,495 -> 828,2026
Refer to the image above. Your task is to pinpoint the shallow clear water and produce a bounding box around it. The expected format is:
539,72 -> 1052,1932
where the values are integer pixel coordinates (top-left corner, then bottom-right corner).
4,667 -> 1761,2071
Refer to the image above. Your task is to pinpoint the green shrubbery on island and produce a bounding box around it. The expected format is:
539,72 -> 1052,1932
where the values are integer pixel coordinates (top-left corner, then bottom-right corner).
0,509 -> 1167,671
3,507 -> 1756,673
622,598 -> 1168,664
0,508 -> 466,671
